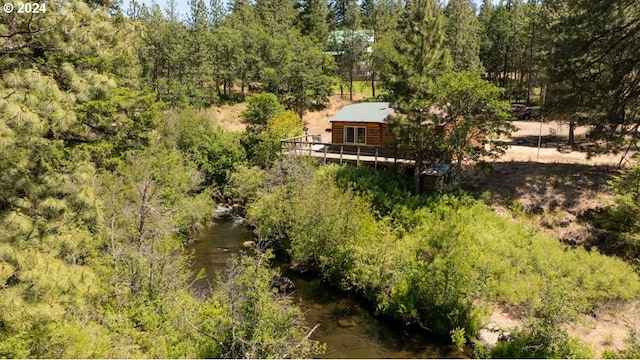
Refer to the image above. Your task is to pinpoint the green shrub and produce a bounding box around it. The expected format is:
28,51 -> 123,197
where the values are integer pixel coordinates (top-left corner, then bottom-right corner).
170,109 -> 247,187
197,252 -> 325,358
224,165 -> 268,205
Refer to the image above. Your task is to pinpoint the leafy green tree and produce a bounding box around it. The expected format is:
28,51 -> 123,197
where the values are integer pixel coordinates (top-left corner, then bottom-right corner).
430,72 -> 513,174
240,93 -> 306,166
171,109 -> 247,186
224,165 -> 268,205
256,110 -> 304,166
379,0 -> 452,193
242,92 -> 286,126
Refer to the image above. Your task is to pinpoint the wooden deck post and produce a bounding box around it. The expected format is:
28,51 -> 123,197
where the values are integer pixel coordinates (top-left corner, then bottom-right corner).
323,145 -> 327,163
279,140 -> 284,169
340,145 -> 344,164
374,147 -> 378,169
357,146 -> 360,165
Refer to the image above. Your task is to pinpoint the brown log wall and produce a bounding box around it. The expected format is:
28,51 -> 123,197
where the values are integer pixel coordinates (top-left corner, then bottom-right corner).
331,121 -> 395,147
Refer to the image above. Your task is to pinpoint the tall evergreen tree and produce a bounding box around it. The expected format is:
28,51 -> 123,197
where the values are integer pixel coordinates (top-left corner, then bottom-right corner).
444,0 -> 482,74
330,0 -> 360,29
296,0 -> 331,44
255,0 -> 298,36
361,0 -> 398,97
138,4 -> 191,106
380,0 -> 451,193
547,0 -> 640,156
186,0 -> 217,106
209,0 -> 227,27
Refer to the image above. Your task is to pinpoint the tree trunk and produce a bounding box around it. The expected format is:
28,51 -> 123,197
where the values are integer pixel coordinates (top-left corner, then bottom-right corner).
371,71 -> 376,98
569,118 -> 575,147
414,153 -> 422,195
349,65 -> 354,101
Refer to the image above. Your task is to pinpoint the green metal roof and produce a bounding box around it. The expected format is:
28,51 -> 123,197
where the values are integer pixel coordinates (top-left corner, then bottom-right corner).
330,102 -> 394,123
326,29 -> 375,45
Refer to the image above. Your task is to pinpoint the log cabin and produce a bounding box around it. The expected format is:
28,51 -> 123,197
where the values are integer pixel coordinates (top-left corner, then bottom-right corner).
330,102 -> 396,147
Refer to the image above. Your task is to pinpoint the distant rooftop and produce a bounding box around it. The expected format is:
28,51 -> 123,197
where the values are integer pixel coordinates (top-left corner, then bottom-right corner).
326,29 -> 375,45
326,29 -> 375,56
330,102 -> 394,123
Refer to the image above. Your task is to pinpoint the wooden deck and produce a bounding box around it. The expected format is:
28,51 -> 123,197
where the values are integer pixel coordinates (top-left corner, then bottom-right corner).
280,135 -> 415,168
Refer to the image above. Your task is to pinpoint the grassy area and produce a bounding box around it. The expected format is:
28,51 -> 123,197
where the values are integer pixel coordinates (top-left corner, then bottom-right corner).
332,80 -> 386,98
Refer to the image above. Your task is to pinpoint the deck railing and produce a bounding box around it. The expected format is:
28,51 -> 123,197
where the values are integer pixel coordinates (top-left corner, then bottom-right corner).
280,135 -> 406,167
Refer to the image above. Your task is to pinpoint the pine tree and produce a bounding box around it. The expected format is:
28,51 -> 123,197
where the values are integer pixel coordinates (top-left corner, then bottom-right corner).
379,0 -> 451,193
296,0 -> 331,44
186,0 -> 217,106
0,1 -> 163,356
255,0 -> 298,37
547,0 -> 640,156
444,0 -> 482,73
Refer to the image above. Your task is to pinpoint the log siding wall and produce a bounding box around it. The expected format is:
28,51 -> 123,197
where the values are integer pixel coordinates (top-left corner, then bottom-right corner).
331,121 -> 395,147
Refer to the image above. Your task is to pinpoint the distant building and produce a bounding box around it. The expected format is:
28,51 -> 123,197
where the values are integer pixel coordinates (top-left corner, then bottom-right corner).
326,29 -> 375,81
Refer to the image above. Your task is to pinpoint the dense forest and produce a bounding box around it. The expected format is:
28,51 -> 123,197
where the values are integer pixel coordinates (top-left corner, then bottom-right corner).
1,0 -> 640,357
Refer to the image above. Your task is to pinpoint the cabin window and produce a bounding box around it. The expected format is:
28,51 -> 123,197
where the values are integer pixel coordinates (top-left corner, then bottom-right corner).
344,126 -> 366,144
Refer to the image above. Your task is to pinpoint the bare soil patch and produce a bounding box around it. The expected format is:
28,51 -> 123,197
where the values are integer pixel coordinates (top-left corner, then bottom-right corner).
212,102 -> 247,132
302,94 -> 364,142
213,94 -> 362,140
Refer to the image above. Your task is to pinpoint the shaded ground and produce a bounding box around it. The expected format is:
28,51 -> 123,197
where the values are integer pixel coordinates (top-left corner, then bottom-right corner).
464,162 -> 616,248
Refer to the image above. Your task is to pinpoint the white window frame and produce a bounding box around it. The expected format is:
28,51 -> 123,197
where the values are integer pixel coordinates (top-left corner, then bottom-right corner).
344,126 -> 366,144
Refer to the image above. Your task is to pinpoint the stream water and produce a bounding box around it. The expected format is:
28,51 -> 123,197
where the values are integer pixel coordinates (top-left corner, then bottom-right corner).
189,220 -> 463,358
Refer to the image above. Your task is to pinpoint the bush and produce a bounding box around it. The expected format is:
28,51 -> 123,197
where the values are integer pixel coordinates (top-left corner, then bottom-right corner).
171,109 -> 247,187
224,165 -> 268,205
196,252 -> 325,358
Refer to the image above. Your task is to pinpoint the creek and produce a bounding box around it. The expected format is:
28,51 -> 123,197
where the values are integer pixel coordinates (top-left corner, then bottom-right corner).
189,219 -> 463,358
